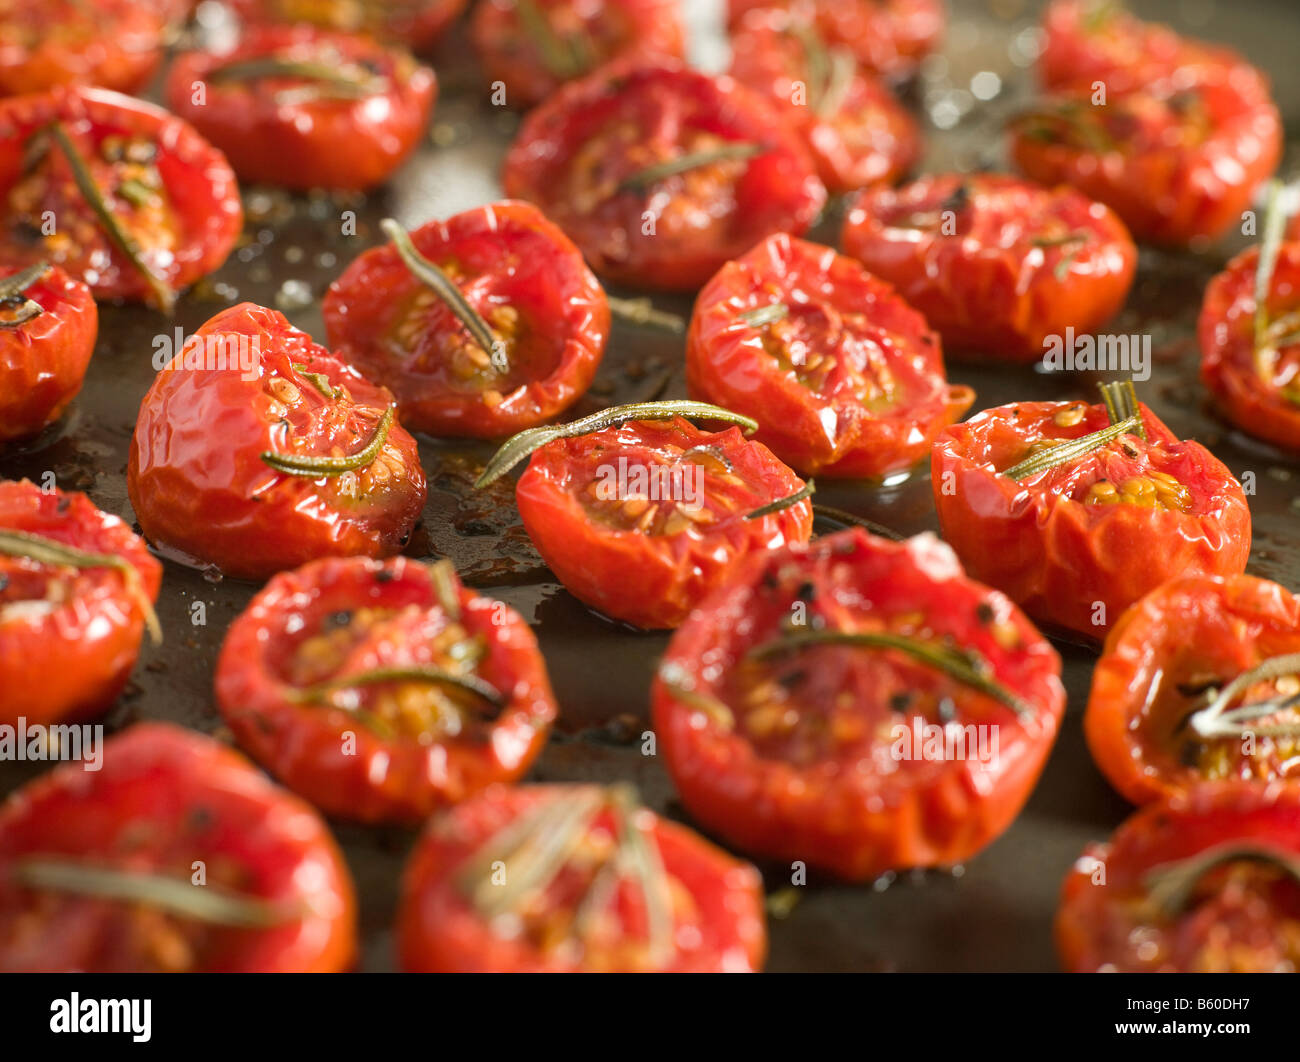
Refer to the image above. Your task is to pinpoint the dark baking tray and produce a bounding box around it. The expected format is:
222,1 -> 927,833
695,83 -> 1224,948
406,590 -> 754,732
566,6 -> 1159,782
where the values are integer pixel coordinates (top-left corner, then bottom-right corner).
1,0 -> 1296,972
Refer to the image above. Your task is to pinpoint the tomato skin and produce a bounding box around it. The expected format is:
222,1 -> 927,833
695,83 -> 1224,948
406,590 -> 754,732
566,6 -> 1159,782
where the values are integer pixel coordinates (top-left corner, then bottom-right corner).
501,58 -> 826,292
0,86 -> 243,305
0,264 -> 96,442
397,784 -> 767,972
0,480 -> 161,726
215,556 -> 557,825
0,722 -> 357,972
841,173 -> 1137,362
165,26 -> 435,192
1057,782 -> 1300,972
650,529 -> 1066,880
227,0 -> 466,52
470,0 -> 685,111
323,200 -> 608,439
931,400 -> 1251,640
687,233 -> 973,478
128,303 -> 428,582
1087,575 -> 1300,807
515,416 -> 813,630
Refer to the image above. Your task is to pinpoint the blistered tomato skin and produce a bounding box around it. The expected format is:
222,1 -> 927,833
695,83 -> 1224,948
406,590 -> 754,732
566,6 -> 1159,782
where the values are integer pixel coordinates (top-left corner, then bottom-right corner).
215,556 -> 557,825
687,233 -> 973,478
651,530 -> 1066,880
323,201 -> 608,439
0,264 -> 96,442
0,480 -> 161,727
501,58 -> 826,292
0,723 -> 358,973
841,174 -> 1137,362
931,400 -> 1251,640
227,0 -> 466,53
128,303 -> 428,582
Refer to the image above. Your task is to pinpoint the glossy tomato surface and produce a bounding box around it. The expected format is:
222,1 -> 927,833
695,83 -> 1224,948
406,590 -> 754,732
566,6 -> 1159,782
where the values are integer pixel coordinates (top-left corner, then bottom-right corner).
323,200 -> 608,438
0,722 -> 357,972
501,58 -> 825,292
931,398 -> 1251,639
128,302 -> 427,581
516,415 -> 813,629
227,0 -> 466,52
398,783 -> 767,972
841,173 -> 1137,362
687,233 -> 973,478
651,529 -> 1066,880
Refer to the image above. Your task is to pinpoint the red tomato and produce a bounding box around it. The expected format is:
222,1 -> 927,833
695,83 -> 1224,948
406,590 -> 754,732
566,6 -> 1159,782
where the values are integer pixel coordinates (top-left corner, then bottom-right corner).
513,414 -> 813,629
0,262 -> 96,442
216,556 -> 557,824
501,58 -> 826,292
650,529 -> 1066,880
686,233 -> 973,478
931,397 -> 1251,640
725,0 -> 943,78
0,722 -> 357,972
398,783 -> 767,972
1199,241 -> 1300,452
1057,782 -> 1300,972
0,86 -> 242,309
1087,574 -> 1300,807
165,26 -> 435,192
128,302 -> 428,582
323,201 -> 608,439
227,0 -> 466,53
841,174 -> 1137,362
0,479 -> 161,726
470,0 -> 685,111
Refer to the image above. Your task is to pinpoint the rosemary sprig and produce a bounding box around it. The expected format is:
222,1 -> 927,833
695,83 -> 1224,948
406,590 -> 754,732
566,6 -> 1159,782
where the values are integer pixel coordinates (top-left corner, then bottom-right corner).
285,665 -> 504,712
619,143 -> 763,193
209,56 -> 384,104
1097,378 -> 1146,439
261,406 -> 394,477
1253,178 -> 1290,379
746,479 -> 815,520
1187,652 -> 1300,740
1143,842 -> 1300,919
1001,413 -> 1142,480
656,661 -> 736,730
810,504 -> 904,541
427,558 -> 461,620
607,295 -> 685,334
740,303 -> 789,329
290,362 -> 336,399
514,0 -> 588,79
0,261 -> 51,328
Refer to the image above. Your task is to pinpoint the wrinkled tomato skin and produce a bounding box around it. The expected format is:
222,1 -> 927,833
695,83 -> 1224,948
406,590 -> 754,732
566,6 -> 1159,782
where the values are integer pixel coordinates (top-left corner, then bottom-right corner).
1057,783 -> 1300,972
0,86 -> 243,304
165,27 -> 435,192
0,480 -> 161,727
841,174 -> 1137,362
228,0 -> 466,53
651,530 -> 1066,880
1200,243 -> 1300,452
516,417 -> 813,630
470,0 -> 685,111
1087,575 -> 1300,807
398,784 -> 767,972
687,233 -> 973,478
0,264 -> 96,442
128,303 -> 427,582
323,200 -> 608,439
931,400 -> 1251,640
215,556 -> 557,825
501,58 -> 825,292
0,723 -> 357,972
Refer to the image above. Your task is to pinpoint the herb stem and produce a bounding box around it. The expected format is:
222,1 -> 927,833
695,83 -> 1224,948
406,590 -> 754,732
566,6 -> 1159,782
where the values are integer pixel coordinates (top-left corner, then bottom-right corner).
261,407 -> 394,477
620,143 -> 762,193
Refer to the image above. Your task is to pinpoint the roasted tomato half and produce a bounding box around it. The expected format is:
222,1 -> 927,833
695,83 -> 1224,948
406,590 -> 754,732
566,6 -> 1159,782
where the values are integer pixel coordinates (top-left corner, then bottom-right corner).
686,233 -> 973,478
841,173 -> 1137,362
0,86 -> 242,309
470,0 -> 685,111
1087,575 -> 1300,806
0,262 -> 96,442
727,7 -> 920,196
504,409 -> 813,629
501,58 -> 825,292
725,0 -> 944,79
128,302 -> 427,582
398,783 -> 767,972
0,479 -> 161,726
0,722 -> 357,972
227,0 -> 466,53
1200,241 -> 1300,452
165,26 -> 435,192
650,529 -> 1065,880
216,556 -> 556,824
931,390 -> 1251,639
1057,782 -> 1300,972
323,201 -> 608,439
